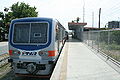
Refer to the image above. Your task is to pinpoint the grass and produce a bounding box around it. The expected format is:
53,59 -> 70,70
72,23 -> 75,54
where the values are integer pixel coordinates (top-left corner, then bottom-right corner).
92,42 -> 120,62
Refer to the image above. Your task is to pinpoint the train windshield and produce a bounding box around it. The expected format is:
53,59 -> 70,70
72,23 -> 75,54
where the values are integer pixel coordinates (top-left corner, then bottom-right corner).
13,22 -> 48,44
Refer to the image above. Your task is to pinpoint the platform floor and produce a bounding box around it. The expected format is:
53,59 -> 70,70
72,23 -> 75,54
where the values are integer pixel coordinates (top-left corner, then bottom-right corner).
60,38 -> 120,80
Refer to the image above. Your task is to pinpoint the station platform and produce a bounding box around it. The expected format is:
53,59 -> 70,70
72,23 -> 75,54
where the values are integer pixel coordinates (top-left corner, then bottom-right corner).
51,37 -> 120,80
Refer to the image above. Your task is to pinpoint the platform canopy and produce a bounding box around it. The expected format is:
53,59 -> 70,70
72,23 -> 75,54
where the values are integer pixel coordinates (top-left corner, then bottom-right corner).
68,22 -> 87,30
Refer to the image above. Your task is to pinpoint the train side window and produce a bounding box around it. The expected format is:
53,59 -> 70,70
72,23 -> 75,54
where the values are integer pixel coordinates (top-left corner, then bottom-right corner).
56,25 -> 59,41
56,32 -> 59,40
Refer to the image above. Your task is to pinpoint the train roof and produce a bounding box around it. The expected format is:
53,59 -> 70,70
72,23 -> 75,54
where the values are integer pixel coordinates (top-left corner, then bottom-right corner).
11,17 -> 55,23
11,17 -> 66,30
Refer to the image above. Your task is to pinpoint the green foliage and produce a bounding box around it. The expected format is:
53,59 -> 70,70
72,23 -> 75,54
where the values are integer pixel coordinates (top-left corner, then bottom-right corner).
0,12 -> 4,19
99,31 -> 108,43
10,2 -> 38,19
99,30 -> 120,45
107,44 -> 120,50
110,31 -> 120,45
0,2 -> 38,39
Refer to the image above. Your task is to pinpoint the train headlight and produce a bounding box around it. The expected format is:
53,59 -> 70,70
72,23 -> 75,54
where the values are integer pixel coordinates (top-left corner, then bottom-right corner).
38,50 -> 56,57
13,50 -> 20,55
38,51 -> 48,56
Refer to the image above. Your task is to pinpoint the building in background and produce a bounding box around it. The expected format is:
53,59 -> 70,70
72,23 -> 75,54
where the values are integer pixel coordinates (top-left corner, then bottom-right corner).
108,21 -> 120,28
68,22 -> 87,41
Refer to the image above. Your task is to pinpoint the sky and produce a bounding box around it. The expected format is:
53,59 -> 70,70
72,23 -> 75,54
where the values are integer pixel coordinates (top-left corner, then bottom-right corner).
0,0 -> 120,30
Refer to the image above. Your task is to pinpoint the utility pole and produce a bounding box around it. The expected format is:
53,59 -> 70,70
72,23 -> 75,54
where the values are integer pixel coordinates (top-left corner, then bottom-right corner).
92,12 -> 94,28
118,17 -> 120,28
83,0 -> 85,23
98,8 -> 101,28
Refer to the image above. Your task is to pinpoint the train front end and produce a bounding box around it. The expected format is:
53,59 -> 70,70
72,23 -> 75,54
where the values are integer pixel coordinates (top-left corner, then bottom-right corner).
8,18 -> 57,77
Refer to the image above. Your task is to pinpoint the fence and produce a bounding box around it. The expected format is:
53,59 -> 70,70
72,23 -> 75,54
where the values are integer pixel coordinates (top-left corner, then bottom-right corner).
83,29 -> 120,63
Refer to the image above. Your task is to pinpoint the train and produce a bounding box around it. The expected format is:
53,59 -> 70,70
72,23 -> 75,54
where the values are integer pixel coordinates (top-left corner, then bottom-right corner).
8,17 -> 67,77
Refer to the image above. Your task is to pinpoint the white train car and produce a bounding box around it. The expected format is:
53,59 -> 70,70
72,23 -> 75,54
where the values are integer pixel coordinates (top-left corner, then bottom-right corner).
8,17 -> 66,77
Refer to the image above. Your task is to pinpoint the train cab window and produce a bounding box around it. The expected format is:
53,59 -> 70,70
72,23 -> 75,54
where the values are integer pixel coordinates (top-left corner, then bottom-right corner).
13,23 -> 30,43
30,23 -> 48,44
13,22 -> 48,44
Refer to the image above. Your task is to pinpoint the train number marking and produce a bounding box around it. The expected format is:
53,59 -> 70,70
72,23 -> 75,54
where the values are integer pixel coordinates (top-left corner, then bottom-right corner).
22,52 -> 37,56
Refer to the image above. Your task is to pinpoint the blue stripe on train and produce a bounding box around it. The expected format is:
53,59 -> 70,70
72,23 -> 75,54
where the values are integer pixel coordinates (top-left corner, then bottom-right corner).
9,17 -> 52,50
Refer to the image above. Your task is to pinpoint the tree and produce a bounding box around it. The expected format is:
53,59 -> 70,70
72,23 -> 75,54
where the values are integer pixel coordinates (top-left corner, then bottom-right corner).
0,2 -> 38,41
0,12 -> 4,19
10,2 -> 38,19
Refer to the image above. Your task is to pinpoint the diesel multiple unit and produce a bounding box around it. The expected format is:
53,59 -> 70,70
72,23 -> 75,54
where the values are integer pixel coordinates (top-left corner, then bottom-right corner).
8,17 -> 67,77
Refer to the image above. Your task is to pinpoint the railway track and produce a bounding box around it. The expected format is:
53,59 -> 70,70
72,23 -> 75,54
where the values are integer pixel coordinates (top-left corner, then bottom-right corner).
0,53 -> 9,68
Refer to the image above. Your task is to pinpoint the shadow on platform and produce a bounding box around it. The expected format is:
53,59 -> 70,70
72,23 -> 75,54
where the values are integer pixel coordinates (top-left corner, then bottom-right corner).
67,36 -> 81,42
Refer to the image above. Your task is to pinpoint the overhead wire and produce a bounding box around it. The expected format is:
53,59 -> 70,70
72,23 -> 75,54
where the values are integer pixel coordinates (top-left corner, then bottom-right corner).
97,0 -> 120,27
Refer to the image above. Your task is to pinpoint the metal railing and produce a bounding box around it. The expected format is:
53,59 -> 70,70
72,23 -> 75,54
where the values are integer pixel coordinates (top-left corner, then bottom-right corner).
83,29 -> 120,64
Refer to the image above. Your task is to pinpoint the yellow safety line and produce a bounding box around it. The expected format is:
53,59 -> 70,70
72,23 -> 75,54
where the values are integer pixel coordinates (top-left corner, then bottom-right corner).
59,42 -> 69,80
